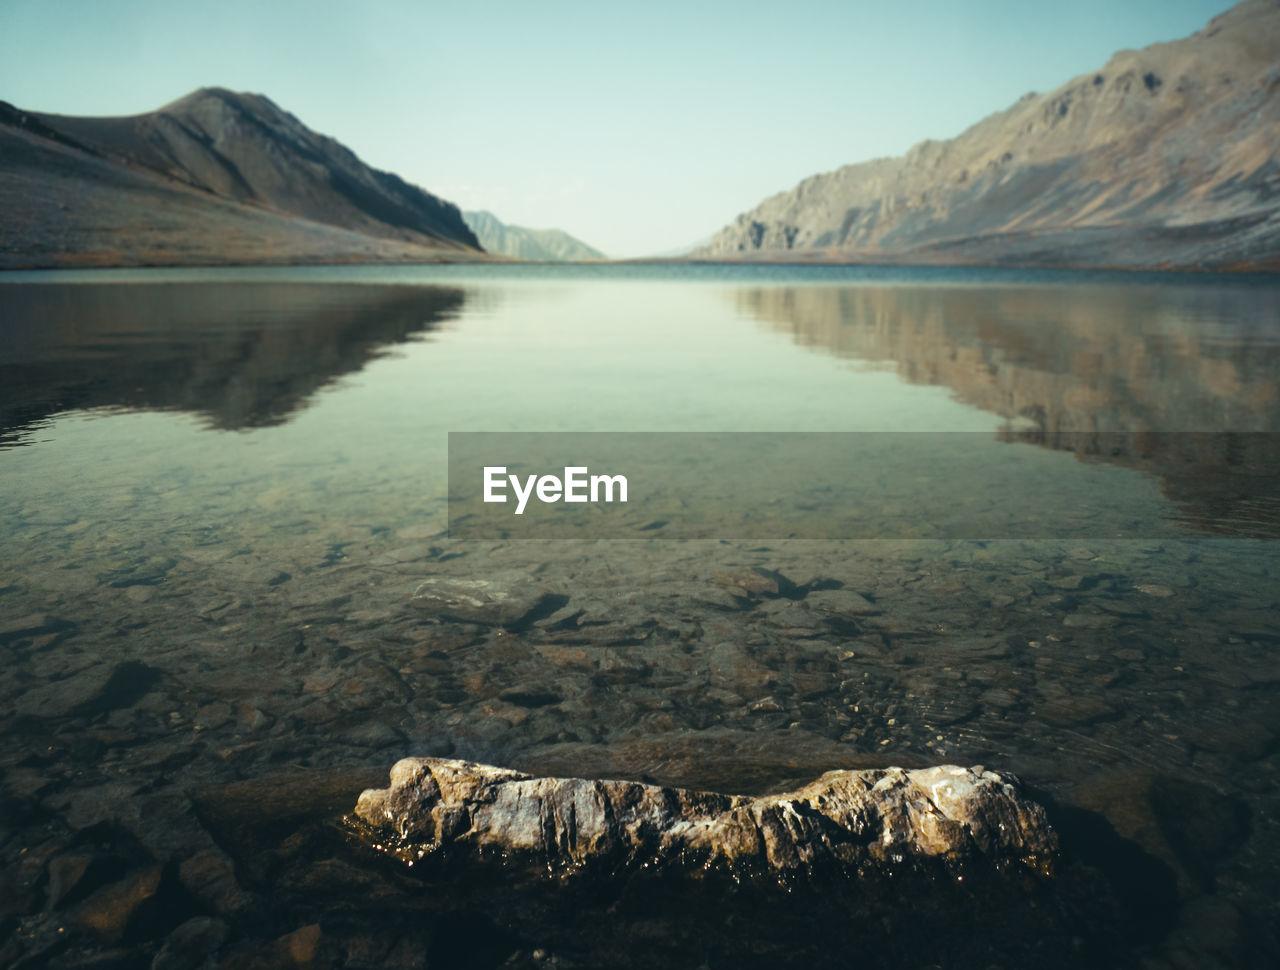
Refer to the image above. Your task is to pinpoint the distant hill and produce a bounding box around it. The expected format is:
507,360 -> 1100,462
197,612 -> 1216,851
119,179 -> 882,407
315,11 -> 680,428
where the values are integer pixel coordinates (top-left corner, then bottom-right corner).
0,88 -> 483,268
646,235 -> 714,259
698,0 -> 1280,271
463,210 -> 604,261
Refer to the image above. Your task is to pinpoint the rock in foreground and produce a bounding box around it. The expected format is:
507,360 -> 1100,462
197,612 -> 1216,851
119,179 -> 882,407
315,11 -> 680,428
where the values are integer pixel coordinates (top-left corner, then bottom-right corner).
349,759 -> 1120,967
354,756 -> 1057,880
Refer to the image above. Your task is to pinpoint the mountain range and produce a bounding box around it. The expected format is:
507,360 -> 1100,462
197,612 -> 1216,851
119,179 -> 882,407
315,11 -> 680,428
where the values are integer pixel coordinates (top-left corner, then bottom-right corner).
696,0 -> 1280,271
3,1 -> 1278,272
462,210 -> 604,261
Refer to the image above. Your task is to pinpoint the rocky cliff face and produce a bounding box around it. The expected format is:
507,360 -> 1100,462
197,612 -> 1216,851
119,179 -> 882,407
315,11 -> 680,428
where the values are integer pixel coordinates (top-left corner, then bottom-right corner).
0,89 -> 482,267
463,209 -> 604,260
699,0 -> 1280,270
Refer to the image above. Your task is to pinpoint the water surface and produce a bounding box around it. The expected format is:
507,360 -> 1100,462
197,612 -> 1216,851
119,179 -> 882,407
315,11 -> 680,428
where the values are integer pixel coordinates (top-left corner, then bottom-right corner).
1,265 -> 1277,967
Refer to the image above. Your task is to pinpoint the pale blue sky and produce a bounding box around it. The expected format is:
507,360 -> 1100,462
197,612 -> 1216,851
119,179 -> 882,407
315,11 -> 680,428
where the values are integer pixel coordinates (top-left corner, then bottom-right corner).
0,0 -> 1237,256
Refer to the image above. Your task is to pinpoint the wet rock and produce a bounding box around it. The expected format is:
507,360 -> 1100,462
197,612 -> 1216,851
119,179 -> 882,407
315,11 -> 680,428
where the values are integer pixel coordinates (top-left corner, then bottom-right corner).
498,687 -> 563,708
411,578 -> 565,629
265,924 -> 322,970
712,569 -> 779,597
1048,575 -> 1086,590
1098,598 -> 1149,617
194,702 -> 232,731
44,852 -> 94,910
15,661 -> 161,718
0,843 -> 52,919
0,613 -> 72,643
374,543 -> 437,565
72,865 -> 163,942
337,719 -> 406,749
1062,611 -> 1120,629
178,850 -> 253,916
708,642 -> 778,695
803,588 -> 880,615
152,916 -> 228,970
979,687 -> 1022,710
236,704 -> 272,733
352,757 -> 1059,882
694,585 -> 752,610
1037,696 -> 1119,728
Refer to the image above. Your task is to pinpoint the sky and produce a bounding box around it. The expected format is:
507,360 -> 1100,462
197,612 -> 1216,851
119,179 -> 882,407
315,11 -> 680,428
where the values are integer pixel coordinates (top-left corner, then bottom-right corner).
0,0 -> 1239,257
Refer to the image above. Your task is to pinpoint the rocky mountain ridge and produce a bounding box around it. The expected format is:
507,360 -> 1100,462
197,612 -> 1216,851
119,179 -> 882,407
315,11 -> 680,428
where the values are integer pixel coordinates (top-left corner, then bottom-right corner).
0,88 -> 482,268
698,0 -> 1280,270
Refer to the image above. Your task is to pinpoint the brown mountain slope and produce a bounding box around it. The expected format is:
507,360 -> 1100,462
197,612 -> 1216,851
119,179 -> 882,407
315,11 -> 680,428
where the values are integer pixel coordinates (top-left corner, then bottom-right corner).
0,89 -> 483,268
698,0 -> 1280,270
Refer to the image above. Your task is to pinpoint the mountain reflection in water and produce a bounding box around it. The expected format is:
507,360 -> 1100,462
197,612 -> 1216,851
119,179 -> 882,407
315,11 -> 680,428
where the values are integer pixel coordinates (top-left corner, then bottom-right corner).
0,282 -> 470,445
735,283 -> 1280,537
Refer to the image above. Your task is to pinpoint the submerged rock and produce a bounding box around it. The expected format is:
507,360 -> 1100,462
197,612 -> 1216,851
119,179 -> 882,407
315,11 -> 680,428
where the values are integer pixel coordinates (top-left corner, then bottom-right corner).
410,578 -> 565,629
352,757 -> 1058,881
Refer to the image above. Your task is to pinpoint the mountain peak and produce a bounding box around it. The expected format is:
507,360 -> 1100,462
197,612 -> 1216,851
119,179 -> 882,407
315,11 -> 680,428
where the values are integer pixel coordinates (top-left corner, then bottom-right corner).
26,89 -> 480,252
2,88 -> 484,267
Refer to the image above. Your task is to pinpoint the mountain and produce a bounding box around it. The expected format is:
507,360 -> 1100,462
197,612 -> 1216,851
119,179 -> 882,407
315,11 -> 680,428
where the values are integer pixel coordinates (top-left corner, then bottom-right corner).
0,88 -> 482,268
646,235 -> 715,259
462,210 -> 604,260
697,0 -> 1280,271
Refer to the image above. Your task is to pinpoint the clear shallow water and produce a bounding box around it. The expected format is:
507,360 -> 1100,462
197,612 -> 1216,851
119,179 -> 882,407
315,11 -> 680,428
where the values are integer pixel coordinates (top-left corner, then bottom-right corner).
1,265 -> 1278,967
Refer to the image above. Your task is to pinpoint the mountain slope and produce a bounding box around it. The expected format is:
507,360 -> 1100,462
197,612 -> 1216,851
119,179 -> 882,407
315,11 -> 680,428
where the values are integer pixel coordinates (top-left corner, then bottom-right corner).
0,88 -> 482,268
463,210 -> 604,260
698,0 -> 1280,270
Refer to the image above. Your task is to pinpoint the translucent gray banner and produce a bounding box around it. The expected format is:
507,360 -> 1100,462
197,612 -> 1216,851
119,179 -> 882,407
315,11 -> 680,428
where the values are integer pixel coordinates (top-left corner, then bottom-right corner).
447,432 -> 1280,540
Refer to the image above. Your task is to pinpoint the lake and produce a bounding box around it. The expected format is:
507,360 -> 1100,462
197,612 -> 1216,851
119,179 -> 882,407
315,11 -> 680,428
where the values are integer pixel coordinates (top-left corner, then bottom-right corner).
1,264 -> 1278,968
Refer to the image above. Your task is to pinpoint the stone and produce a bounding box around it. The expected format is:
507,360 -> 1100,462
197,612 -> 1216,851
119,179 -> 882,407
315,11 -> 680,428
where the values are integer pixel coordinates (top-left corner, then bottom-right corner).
410,577 -> 564,629
267,924 -> 322,969
1036,696 -> 1119,728
14,661 -> 161,719
0,613 -> 71,642
803,588 -> 880,615
45,852 -> 94,910
1062,611 -> 1119,629
1047,575 -> 1086,590
193,703 -> 232,731
338,720 -> 406,749
72,865 -> 164,942
351,757 -> 1059,883
151,916 -> 228,970
712,569 -> 779,596
177,850 -> 253,916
